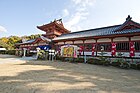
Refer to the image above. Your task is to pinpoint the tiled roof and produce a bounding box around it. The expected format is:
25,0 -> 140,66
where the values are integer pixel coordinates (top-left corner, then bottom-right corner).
16,39 -> 36,45
53,21 -> 140,41
53,25 -> 119,40
16,16 -> 140,45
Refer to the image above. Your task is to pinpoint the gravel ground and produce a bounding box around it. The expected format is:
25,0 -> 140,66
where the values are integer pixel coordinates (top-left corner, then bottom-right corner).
0,55 -> 140,93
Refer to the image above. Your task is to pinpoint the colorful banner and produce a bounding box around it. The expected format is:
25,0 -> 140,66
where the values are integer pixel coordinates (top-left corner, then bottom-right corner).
130,41 -> 135,57
92,44 -> 95,56
111,43 -> 116,56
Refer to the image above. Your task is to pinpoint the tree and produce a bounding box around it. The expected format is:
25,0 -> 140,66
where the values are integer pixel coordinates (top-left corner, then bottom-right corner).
0,37 -> 8,43
7,36 -> 22,49
0,34 -> 41,50
0,40 -> 10,49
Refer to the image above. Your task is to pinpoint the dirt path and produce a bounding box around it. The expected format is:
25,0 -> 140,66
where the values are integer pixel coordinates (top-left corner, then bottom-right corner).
0,55 -> 140,93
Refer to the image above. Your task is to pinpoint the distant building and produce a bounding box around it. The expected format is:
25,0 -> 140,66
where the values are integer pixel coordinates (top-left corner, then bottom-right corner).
0,48 -> 6,51
16,16 -> 140,58
0,46 -> 6,51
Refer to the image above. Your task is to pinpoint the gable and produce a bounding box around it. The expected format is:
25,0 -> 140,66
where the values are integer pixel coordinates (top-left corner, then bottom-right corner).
37,19 -> 70,39
116,15 -> 140,31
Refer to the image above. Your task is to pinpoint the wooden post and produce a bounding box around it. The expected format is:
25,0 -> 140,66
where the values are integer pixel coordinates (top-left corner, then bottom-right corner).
83,40 -> 85,57
23,48 -> 27,57
95,39 -> 98,56
111,38 -> 114,57
129,37 -> 131,58
72,40 -> 74,45
128,37 -> 131,42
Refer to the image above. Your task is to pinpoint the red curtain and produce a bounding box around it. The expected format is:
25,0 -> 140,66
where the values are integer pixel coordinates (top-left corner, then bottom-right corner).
111,43 -> 116,56
130,41 -> 135,57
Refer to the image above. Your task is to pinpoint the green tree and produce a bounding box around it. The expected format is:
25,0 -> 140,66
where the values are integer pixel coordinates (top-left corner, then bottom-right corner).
0,40 -> 10,49
0,37 -> 9,43
0,34 -> 40,50
8,36 -> 21,49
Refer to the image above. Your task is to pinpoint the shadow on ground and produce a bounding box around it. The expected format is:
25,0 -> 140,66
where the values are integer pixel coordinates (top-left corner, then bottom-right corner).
0,60 -> 140,93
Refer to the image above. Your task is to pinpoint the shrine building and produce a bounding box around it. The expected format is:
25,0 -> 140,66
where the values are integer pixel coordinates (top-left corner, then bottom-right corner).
16,15 -> 140,58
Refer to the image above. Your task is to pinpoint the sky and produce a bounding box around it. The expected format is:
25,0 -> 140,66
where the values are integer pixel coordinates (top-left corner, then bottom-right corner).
0,0 -> 140,38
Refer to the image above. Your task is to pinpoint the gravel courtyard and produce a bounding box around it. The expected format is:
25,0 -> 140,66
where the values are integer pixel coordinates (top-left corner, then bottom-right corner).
0,55 -> 140,93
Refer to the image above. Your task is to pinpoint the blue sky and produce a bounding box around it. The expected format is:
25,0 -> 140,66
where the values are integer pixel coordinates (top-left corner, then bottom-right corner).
0,0 -> 140,38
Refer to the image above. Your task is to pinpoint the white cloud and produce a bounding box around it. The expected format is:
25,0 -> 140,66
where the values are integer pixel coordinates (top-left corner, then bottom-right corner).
65,12 -> 88,30
62,9 -> 69,17
72,0 -> 95,7
0,26 -> 7,32
64,0 -> 96,31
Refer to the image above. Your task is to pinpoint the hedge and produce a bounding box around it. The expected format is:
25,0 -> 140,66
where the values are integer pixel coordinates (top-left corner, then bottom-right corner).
0,50 -> 16,55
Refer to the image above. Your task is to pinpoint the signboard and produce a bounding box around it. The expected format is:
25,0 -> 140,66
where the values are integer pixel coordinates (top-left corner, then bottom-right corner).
63,47 -> 74,57
61,45 -> 78,58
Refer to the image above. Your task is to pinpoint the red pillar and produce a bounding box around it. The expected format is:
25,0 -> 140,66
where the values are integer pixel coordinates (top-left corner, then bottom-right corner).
83,40 -> 85,56
95,39 -> 98,56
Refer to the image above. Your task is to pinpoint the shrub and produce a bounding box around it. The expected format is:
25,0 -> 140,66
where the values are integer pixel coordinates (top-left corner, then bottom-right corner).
99,57 -> 110,66
130,63 -> 137,69
74,57 -> 84,63
56,56 -> 65,61
0,50 -> 16,55
120,61 -> 131,69
97,50 -> 111,66
37,50 -> 46,60
137,62 -> 140,70
111,58 -> 121,67
6,50 -> 16,55
87,58 -> 101,65
68,58 -> 74,62
130,59 -> 140,70
0,50 -> 6,54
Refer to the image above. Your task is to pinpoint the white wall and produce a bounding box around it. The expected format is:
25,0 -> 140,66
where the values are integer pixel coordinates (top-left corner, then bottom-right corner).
65,41 -> 73,44
131,36 -> 140,41
77,50 -> 140,58
85,39 -> 95,43
97,52 -> 111,56
78,51 -> 93,56
116,52 -> 130,57
113,37 -> 129,42
97,38 -> 111,42
38,42 -> 46,45
58,42 -> 64,45
74,40 -> 83,44
135,52 -> 140,57
79,51 -> 111,56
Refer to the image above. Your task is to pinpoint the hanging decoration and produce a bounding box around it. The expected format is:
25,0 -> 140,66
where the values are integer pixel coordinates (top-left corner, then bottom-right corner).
111,43 -> 116,56
130,41 -> 135,57
92,44 -> 95,56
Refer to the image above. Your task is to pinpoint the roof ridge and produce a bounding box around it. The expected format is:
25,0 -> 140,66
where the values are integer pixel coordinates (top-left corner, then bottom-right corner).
61,24 -> 121,36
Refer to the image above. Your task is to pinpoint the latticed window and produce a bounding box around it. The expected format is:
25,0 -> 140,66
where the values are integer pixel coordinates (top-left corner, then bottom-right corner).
135,41 -> 140,51
85,44 -> 92,51
97,43 -> 111,51
116,42 -> 129,51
